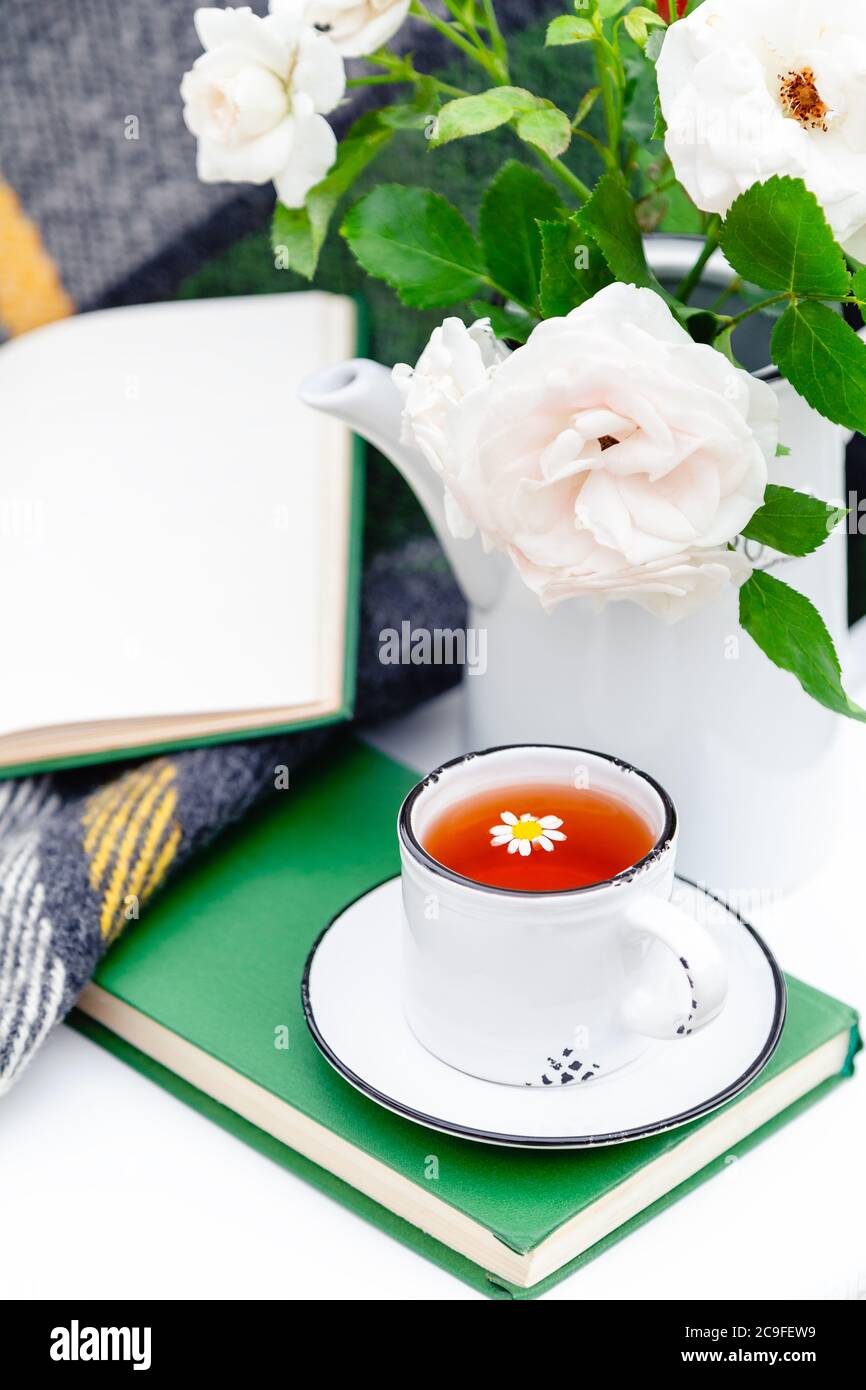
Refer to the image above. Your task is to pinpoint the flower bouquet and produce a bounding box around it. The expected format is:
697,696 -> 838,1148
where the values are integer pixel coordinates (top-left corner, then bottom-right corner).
181,0 -> 866,725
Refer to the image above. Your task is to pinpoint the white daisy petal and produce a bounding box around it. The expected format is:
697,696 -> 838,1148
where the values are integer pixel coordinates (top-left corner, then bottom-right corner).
518,840 -> 531,856
539,815 -> 563,829
507,839 -> 521,854
491,836 -> 512,847
501,812 -> 518,826
520,813 -> 535,821
538,835 -> 554,851
489,825 -> 511,836
546,829 -> 567,841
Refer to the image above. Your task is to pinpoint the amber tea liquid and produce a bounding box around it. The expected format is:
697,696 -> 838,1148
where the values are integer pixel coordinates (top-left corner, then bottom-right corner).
422,782 -> 656,892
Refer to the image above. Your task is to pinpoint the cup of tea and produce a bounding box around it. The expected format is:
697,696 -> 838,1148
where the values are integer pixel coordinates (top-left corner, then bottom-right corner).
398,745 -> 728,1088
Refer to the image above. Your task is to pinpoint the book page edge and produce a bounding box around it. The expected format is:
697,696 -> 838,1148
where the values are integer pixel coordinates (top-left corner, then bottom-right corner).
75,983 -> 849,1292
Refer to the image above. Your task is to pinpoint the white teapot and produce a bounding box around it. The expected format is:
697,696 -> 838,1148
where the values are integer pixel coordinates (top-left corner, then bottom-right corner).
302,238 -> 865,894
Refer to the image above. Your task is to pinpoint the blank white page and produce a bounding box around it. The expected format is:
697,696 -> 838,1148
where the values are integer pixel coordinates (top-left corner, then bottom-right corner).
0,293 -> 354,736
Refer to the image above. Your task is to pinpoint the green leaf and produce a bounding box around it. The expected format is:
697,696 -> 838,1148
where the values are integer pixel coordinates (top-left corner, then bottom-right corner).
546,15 -> 595,45
377,106 -> 432,132
644,27 -> 665,63
721,176 -> 850,298
576,173 -> 657,289
624,6 -> 666,48
573,86 -> 600,128
271,111 -> 393,280
479,162 -> 564,310
598,0 -> 632,16
430,87 -> 537,147
469,301 -> 536,343
515,105 -> 572,158
772,300 -> 866,434
852,265 -> 866,304
651,95 -> 666,141
740,570 -> 866,722
539,218 -> 613,318
741,485 -> 846,557
272,204 -> 318,282
430,88 -> 572,158
713,324 -> 743,367
341,185 -> 486,309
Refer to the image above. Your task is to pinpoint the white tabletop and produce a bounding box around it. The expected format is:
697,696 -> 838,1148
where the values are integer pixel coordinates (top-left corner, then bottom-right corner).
1,685 -> 863,1301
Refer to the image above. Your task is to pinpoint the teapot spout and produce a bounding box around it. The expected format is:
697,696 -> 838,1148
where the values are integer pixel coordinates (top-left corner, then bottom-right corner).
300,357 -> 504,610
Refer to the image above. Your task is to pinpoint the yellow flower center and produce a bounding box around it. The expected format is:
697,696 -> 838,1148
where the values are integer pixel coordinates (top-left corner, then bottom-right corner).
512,819 -> 543,840
779,67 -> 830,131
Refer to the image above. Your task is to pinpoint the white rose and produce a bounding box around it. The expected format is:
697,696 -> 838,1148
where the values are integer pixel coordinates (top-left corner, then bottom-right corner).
180,6 -> 345,207
272,0 -> 410,58
395,285 -> 778,622
657,0 -> 866,257
393,317 -> 510,539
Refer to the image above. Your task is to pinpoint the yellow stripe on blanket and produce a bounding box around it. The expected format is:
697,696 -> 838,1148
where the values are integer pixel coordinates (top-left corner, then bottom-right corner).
0,181 -> 73,335
81,760 -> 183,941
86,764 -> 160,889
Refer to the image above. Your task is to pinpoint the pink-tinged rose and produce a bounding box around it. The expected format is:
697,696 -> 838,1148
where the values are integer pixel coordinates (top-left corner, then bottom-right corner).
395,284 -> 779,622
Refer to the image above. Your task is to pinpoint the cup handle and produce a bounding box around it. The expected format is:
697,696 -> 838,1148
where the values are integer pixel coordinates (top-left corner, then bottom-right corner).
619,893 -> 728,1040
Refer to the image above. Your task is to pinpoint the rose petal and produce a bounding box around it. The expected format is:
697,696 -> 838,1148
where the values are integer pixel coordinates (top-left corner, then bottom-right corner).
293,28 -> 346,114
195,8 -> 292,74
196,117 -> 295,184
272,112 -> 336,206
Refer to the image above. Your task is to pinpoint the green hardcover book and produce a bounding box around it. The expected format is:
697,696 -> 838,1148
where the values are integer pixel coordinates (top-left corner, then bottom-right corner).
69,741 -> 861,1299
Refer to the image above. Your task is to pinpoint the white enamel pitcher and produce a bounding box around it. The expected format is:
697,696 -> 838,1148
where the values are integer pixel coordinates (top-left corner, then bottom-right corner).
301,239 -> 865,894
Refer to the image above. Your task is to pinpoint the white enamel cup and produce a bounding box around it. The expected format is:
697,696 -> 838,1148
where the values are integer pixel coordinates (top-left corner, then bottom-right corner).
398,746 -> 729,1088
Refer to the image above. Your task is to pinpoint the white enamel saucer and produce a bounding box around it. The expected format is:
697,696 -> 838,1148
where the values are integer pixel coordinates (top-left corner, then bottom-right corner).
302,876 -> 786,1149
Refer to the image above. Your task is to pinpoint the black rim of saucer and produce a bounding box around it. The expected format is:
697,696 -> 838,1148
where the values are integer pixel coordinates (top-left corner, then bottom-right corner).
300,875 -> 787,1149
398,744 -> 678,899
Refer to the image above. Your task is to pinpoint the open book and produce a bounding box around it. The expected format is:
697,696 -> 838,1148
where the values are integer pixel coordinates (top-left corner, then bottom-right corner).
0,292 -> 360,775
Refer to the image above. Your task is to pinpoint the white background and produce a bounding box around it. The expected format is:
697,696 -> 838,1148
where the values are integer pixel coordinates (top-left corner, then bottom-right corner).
0,686 -> 863,1301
